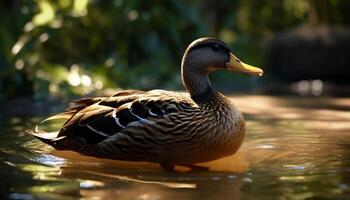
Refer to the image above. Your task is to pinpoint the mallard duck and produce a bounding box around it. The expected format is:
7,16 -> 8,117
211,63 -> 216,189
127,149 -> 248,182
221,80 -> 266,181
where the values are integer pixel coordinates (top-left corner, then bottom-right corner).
28,37 -> 263,171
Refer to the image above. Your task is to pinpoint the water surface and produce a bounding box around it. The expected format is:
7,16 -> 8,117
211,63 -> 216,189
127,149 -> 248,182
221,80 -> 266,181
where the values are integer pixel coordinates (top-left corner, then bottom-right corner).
1,96 -> 350,200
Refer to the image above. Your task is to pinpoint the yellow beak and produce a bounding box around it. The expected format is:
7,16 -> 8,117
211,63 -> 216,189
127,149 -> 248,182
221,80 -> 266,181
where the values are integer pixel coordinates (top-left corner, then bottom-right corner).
225,52 -> 264,76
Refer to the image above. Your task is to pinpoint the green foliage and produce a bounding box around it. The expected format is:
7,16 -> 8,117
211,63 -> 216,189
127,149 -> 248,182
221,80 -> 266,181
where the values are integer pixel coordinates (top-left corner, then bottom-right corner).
0,0 -> 349,100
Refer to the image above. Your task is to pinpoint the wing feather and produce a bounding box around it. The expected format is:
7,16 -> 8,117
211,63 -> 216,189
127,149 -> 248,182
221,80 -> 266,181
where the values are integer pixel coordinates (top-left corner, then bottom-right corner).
41,90 -> 197,159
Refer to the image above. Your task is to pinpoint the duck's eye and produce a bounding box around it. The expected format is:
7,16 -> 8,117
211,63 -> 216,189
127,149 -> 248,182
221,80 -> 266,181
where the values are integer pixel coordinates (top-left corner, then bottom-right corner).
212,44 -> 220,52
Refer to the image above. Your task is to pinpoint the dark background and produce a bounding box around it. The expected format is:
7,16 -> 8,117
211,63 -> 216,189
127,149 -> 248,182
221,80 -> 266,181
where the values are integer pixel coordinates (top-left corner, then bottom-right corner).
1,0 -> 349,101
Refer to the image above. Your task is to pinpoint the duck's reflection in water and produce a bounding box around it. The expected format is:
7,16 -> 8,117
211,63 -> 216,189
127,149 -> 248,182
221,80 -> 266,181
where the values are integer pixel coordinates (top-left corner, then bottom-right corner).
51,149 -> 248,200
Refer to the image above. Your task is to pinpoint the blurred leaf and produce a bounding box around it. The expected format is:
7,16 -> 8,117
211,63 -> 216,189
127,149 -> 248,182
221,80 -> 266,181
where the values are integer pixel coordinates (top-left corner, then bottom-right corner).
33,0 -> 55,26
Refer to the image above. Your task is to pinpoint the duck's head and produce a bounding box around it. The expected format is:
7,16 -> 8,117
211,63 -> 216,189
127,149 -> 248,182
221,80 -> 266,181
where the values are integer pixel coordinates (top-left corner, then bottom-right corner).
181,37 -> 263,77
181,37 -> 264,98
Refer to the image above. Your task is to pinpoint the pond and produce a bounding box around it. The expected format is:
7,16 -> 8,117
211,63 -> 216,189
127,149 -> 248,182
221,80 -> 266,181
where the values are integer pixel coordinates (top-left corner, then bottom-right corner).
1,95 -> 350,200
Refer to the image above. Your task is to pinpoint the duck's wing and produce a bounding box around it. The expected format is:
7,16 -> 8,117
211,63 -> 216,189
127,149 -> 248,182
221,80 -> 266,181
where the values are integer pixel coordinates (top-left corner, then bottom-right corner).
31,90 -> 197,160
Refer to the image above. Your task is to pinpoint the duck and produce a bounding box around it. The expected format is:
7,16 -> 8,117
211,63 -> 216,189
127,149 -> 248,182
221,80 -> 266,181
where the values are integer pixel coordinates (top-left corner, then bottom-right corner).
28,37 -> 263,172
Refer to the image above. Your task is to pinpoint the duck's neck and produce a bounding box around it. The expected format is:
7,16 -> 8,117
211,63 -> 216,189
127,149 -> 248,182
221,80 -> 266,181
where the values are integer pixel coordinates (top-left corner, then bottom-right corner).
182,65 -> 219,104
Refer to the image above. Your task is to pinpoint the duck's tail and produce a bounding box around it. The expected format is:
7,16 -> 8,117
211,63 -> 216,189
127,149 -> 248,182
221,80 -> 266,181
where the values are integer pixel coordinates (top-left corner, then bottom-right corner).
25,108 -> 75,147
26,127 -> 108,159
25,127 -> 67,149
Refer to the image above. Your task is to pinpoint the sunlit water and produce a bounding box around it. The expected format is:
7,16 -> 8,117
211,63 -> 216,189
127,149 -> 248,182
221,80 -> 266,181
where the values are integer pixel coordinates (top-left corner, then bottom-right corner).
1,96 -> 350,200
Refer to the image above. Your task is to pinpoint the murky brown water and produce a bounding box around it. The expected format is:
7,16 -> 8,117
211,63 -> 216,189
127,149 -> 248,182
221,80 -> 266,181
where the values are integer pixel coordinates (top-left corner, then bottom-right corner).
1,96 -> 350,200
